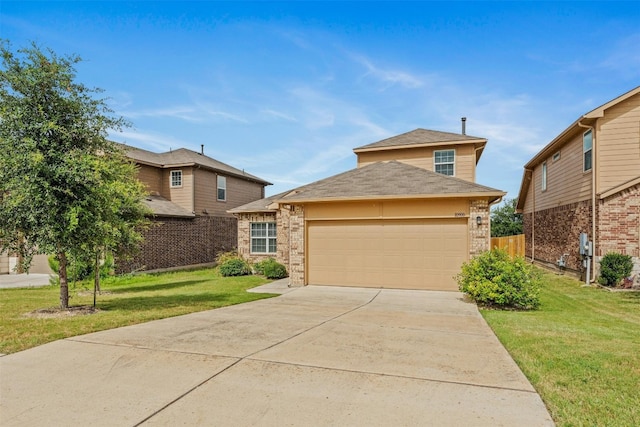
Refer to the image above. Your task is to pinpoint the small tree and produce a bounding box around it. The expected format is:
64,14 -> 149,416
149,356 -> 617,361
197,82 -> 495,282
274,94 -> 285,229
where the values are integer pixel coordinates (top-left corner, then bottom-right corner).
491,198 -> 523,237
0,41 -> 149,308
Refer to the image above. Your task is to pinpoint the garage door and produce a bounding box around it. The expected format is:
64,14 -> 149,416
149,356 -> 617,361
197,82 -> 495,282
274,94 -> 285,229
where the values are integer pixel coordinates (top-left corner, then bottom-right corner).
307,219 -> 468,290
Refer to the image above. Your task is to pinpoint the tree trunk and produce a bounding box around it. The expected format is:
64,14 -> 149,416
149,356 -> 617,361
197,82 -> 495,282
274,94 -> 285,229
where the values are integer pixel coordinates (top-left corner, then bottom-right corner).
93,251 -> 99,308
58,251 -> 69,309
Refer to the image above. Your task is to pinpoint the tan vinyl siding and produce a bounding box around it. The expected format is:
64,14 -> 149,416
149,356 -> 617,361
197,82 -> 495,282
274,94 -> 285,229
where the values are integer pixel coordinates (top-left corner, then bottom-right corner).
356,144 -> 477,182
531,131 -> 593,211
194,170 -> 265,217
165,167 -> 193,212
596,93 -> 640,193
521,179 -> 535,214
136,164 -> 163,194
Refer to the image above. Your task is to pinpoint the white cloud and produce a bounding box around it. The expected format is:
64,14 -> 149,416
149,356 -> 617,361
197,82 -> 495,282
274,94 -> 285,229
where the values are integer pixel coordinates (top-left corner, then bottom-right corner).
352,55 -> 425,90
111,130 -> 190,152
261,109 -> 298,122
120,103 -> 248,124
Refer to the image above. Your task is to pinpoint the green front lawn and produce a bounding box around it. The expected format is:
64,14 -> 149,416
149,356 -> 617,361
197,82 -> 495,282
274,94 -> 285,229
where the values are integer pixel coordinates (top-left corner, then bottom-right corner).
482,270 -> 640,426
0,268 -> 275,354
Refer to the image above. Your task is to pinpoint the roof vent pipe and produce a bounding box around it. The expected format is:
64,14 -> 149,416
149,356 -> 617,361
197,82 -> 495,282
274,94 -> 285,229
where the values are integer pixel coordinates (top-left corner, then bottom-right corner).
461,117 -> 467,135
200,144 -> 204,155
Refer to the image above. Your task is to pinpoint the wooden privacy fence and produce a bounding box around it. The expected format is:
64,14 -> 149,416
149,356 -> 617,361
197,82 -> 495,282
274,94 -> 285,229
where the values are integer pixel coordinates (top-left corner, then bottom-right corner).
491,234 -> 525,258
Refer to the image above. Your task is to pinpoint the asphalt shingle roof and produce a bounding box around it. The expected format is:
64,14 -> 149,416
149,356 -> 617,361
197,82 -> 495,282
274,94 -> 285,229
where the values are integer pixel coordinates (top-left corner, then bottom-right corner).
124,145 -> 271,185
280,161 -> 503,201
143,195 -> 195,218
354,128 -> 485,151
230,161 -> 504,213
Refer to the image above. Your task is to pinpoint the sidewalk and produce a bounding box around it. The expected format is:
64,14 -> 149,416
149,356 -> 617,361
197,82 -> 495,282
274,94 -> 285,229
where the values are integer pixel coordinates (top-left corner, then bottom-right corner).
0,274 -> 51,289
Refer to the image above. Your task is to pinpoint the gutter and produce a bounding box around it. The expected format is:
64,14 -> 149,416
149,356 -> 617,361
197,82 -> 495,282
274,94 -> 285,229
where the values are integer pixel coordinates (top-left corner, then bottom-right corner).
577,119 -> 596,283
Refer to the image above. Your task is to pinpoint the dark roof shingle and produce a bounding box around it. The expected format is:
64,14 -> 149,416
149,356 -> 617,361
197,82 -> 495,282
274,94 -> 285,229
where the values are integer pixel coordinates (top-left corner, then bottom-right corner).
354,128 -> 485,151
280,161 -> 503,202
124,145 -> 271,185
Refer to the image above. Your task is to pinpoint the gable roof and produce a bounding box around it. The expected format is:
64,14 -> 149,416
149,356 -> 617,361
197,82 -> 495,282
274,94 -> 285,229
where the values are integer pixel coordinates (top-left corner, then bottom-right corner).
353,128 -> 486,152
124,144 -> 272,186
516,85 -> 640,211
230,161 -> 504,213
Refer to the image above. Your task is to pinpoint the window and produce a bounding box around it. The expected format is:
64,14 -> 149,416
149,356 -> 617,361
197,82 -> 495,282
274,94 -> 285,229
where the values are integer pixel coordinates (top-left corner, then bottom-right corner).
217,176 -> 226,201
583,130 -> 593,172
251,222 -> 276,253
541,162 -> 547,191
170,170 -> 182,188
552,151 -> 561,162
434,149 -> 455,176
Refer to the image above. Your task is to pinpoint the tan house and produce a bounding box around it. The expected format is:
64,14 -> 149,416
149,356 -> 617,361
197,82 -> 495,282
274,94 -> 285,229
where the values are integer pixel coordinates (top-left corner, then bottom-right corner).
231,128 -> 505,290
516,86 -> 640,281
119,145 -> 271,272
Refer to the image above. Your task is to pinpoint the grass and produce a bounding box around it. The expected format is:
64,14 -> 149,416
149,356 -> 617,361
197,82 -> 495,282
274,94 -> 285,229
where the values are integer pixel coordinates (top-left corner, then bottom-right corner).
0,268 -> 275,354
481,269 -> 640,427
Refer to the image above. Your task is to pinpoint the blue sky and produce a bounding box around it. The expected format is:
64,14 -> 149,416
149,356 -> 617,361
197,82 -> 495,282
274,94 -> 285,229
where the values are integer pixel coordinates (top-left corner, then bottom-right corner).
2,2 -> 639,200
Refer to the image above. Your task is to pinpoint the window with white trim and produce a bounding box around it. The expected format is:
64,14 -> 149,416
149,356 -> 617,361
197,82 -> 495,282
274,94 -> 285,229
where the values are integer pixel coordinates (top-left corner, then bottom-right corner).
541,161 -> 547,191
217,175 -> 226,201
170,170 -> 182,188
251,222 -> 276,253
434,149 -> 455,176
583,130 -> 592,172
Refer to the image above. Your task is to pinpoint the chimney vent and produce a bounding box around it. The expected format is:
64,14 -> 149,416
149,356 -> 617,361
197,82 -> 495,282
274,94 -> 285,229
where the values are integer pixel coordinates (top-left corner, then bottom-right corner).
461,117 -> 467,135
200,144 -> 204,155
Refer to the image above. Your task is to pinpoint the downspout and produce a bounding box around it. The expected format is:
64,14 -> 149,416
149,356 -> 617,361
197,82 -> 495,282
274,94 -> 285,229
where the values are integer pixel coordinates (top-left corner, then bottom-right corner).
531,169 -> 535,263
578,120 -> 597,282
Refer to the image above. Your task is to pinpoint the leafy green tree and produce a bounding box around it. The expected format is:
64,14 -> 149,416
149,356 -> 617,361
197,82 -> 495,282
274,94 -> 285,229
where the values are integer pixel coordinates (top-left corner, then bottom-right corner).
0,41 -> 149,308
491,198 -> 523,237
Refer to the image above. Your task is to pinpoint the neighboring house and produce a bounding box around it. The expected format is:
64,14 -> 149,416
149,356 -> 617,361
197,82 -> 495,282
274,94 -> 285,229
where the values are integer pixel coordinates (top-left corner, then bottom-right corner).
0,250 -> 8,274
118,145 -> 271,272
516,86 -> 640,281
230,127 -> 505,290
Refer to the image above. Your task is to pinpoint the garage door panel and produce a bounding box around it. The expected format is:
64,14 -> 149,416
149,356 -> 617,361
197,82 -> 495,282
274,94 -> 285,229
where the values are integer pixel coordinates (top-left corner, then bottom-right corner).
308,219 -> 468,290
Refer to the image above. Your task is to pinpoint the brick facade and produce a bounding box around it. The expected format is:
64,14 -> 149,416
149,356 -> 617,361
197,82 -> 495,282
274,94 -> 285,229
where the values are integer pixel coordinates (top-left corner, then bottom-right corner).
523,200 -> 592,273
117,215 -> 237,273
470,199 -> 491,256
236,212 -> 279,264
287,205 -> 305,286
524,185 -> 640,280
598,184 -> 640,279
236,199 -> 492,287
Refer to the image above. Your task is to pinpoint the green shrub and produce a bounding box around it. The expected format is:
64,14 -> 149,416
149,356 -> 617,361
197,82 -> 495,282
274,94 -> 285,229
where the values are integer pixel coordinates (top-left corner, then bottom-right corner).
456,249 -> 541,310
263,261 -> 288,279
253,257 -> 288,279
215,251 -> 242,266
598,253 -> 633,287
219,258 -> 251,277
47,252 -> 114,285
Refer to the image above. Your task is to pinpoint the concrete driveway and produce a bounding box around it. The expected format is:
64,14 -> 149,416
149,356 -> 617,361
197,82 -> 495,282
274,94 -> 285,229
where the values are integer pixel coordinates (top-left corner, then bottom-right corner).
0,285 -> 554,426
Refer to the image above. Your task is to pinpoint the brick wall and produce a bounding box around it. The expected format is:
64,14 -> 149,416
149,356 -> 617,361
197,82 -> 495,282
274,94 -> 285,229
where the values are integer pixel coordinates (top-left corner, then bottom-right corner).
288,205 -> 305,286
236,212 -> 279,264
523,200 -> 592,272
598,184 -> 640,279
116,215 -> 237,273
469,200 -> 490,256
